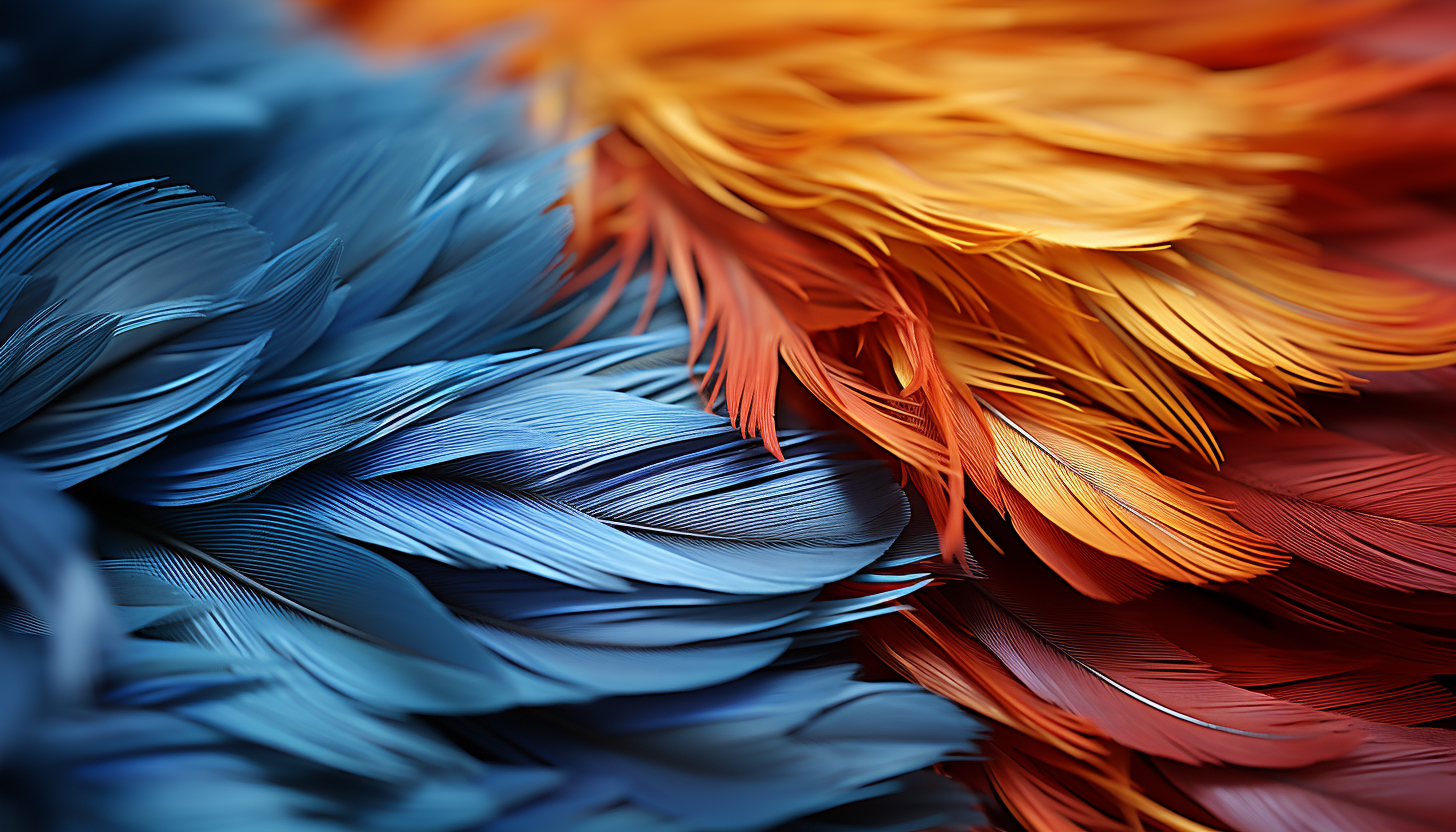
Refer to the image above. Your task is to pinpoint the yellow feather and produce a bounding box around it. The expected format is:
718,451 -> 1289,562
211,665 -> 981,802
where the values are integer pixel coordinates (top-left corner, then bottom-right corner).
981,396 -> 1283,582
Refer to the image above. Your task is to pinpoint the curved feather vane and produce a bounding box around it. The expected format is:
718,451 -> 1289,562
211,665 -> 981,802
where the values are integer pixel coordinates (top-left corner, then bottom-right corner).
958,555 -> 1359,769
1171,426 -> 1456,591
268,377 -> 908,593
0,2 -> 983,830
871,570 -> 1361,770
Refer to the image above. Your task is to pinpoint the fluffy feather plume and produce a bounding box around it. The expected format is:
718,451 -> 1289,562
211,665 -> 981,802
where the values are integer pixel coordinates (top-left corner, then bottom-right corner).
0,2 -> 983,829
306,1 -> 1456,830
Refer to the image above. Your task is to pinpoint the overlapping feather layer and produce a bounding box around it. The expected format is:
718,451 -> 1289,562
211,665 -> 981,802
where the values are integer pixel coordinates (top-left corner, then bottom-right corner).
0,2 -> 983,830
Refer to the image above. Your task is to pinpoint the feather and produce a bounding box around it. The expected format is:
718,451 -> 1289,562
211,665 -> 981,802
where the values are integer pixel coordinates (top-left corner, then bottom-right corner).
982,397 -> 1280,584
1126,588 -> 1456,724
1174,426 -> 1456,591
448,666 -> 981,832
43,1 -> 1456,830
861,606 -> 1109,766
1257,673 -> 1456,726
1156,723 -> 1456,832
1224,559 -> 1456,672
0,455 -> 111,746
0,81 -> 270,164
980,733 -> 1150,832
9,636 -> 564,832
950,561 -> 1360,768
1000,488 -> 1164,603
0,168 -> 327,485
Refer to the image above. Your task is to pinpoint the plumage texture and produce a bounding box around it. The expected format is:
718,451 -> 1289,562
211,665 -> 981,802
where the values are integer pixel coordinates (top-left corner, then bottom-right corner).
303,1 -> 1456,830
310,0 -> 1456,556
0,2 -> 983,829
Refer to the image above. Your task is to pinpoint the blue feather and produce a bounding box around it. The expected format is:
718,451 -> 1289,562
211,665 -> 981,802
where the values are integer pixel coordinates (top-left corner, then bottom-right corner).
410,562 -> 817,646
0,456 -> 111,714
455,667 -> 980,832
266,368 -> 908,594
0,80 -> 270,163
113,354 -> 524,504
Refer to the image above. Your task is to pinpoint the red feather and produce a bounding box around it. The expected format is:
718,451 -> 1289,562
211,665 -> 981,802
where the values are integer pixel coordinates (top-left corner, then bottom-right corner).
1257,673 -> 1456,726
860,602 -> 1111,765
1169,426 -> 1456,591
1226,560 -> 1456,673
1127,588 -> 1368,686
1219,428 -> 1456,525
979,734 -> 1144,832
946,554 -> 1361,768
1156,723 -> 1456,832
1126,588 -> 1456,725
